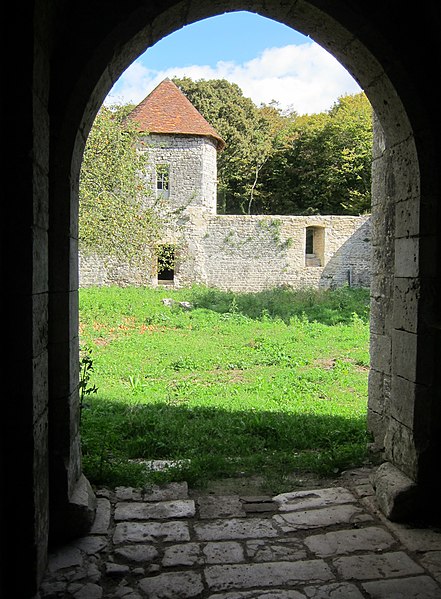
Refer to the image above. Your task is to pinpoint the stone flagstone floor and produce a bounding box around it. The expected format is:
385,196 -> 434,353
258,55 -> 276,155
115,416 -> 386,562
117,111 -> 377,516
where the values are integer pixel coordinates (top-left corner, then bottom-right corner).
37,468 -> 441,599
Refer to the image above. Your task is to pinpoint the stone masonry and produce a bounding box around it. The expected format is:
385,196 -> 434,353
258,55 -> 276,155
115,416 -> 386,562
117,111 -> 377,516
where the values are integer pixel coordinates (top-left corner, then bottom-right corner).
6,3 -> 441,596
37,468 -> 441,598
79,80 -> 372,291
79,212 -> 371,291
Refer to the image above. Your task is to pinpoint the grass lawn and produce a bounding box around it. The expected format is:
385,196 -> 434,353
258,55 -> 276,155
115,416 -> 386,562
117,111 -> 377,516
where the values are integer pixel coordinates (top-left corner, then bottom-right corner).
79,285 -> 372,492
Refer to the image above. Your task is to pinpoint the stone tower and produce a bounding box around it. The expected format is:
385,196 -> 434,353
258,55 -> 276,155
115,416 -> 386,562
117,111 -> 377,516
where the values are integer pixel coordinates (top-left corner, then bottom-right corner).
128,78 -> 225,215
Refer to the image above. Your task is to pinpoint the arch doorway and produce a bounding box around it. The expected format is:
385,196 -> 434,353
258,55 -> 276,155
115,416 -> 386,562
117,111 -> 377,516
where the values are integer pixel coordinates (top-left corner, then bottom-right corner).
4,2 -> 439,595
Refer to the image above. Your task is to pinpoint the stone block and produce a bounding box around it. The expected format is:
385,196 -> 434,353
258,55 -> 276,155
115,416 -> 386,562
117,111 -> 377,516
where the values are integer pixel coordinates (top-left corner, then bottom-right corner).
113,521 -> 190,544
115,487 -> 143,501
367,368 -> 387,417
395,198 -> 420,239
207,591 -> 305,598
304,526 -> 395,557
197,495 -> 245,518
362,576 -> 441,598
162,543 -> 201,567
389,375 -> 427,430
393,277 -> 421,333
370,294 -> 392,336
303,582 -> 365,598
114,544 -> 158,563
273,504 -> 372,532
194,518 -> 279,541
334,551 -> 423,580
420,552 -> 441,585
203,542 -> 245,564
392,328 -> 417,382
394,237 -> 419,278
204,560 -> 334,591
65,474 -> 97,539
387,525 -> 441,552
143,481 -> 189,501
369,333 -> 392,374
89,498 -> 111,534
372,462 -> 418,521
138,571 -> 204,598
245,539 -> 307,562
384,420 -> 419,480
114,499 -> 195,520
272,487 -> 355,511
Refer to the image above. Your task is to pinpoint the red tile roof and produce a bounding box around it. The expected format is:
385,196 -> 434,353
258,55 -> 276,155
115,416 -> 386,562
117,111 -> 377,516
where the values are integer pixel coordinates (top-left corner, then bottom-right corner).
127,79 -> 225,150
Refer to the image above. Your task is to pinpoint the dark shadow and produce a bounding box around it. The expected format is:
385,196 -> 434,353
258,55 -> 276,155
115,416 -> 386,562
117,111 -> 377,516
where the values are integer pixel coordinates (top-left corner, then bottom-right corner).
320,217 -> 372,289
81,396 -> 370,489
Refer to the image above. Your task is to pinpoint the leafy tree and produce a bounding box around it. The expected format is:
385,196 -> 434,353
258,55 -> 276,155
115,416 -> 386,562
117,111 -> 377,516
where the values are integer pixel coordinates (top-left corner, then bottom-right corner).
79,104 -> 161,269
174,78 -> 371,216
244,102 -> 297,215
173,77 -> 294,214
260,93 -> 373,215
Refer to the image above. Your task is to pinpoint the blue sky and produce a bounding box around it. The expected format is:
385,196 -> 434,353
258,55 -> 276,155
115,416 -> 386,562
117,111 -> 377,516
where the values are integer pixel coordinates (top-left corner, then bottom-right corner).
106,11 -> 361,114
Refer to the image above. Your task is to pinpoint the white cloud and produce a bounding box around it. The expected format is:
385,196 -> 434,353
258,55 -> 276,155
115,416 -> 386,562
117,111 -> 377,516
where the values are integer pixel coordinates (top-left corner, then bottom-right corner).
106,42 -> 361,114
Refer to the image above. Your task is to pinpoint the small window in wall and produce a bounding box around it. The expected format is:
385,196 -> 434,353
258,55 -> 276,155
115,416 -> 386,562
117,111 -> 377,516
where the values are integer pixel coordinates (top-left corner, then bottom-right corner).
157,244 -> 175,284
305,226 -> 325,267
305,227 -> 314,255
156,164 -> 170,198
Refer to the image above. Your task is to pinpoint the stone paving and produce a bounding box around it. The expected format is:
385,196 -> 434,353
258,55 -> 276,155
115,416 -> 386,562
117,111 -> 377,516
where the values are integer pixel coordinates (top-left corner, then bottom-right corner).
37,468 -> 441,598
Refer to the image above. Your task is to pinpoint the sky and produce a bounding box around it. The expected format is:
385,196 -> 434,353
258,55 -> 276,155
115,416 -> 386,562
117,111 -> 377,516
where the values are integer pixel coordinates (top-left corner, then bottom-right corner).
105,11 -> 361,115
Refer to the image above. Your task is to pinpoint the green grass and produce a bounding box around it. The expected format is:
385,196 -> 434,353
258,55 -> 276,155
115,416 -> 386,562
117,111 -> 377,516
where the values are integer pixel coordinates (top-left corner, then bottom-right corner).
79,285 -> 372,492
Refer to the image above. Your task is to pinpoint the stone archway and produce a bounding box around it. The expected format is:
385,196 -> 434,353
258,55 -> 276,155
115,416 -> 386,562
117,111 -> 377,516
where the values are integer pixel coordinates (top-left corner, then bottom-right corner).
50,0 -> 437,531
5,2 -> 438,595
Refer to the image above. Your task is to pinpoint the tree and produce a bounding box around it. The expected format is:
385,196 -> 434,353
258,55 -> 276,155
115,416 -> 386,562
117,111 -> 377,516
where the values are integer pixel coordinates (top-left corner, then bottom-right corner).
260,92 -> 373,215
174,78 -> 371,216
173,77 -> 294,214
244,102 -> 297,215
79,104 -> 161,268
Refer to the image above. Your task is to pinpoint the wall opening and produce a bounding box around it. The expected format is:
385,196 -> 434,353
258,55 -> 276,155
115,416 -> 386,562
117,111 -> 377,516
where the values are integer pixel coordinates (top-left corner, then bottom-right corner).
77,11 -> 374,495
305,226 -> 325,267
66,1 -> 433,542
157,244 -> 175,284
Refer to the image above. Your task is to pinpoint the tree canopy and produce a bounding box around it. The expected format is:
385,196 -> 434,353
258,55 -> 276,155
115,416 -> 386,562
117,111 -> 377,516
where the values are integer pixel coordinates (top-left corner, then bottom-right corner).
174,77 -> 372,216
79,104 -> 161,268
259,93 -> 373,215
173,77 -> 294,215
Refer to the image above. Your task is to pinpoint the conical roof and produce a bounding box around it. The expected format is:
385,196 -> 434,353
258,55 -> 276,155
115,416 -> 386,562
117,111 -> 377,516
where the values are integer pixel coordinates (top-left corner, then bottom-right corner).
127,79 -> 225,150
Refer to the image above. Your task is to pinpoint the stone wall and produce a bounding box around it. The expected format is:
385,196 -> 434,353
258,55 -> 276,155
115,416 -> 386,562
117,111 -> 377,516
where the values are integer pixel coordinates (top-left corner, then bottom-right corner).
80,127 -> 372,292
197,214 -> 371,291
80,212 -> 371,291
141,133 -> 218,214
367,115 -> 395,452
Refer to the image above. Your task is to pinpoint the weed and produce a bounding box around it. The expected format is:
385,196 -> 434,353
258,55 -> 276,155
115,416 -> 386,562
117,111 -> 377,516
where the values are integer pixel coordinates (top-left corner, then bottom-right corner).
79,346 -> 98,419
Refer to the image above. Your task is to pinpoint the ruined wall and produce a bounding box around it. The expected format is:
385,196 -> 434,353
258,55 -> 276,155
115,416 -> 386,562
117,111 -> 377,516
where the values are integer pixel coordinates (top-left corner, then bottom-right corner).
80,213 -> 371,290
174,213 -> 370,291
80,127 -> 372,291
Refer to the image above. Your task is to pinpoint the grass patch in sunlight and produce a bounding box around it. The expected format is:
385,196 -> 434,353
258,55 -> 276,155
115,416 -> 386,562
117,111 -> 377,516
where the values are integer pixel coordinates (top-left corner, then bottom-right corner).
79,285 -> 372,492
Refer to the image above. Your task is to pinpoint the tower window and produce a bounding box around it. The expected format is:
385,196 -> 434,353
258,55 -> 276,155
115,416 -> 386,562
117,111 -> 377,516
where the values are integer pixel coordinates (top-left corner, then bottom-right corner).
156,164 -> 169,197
